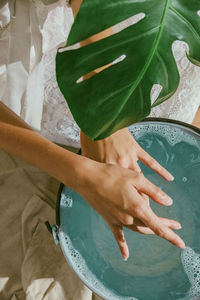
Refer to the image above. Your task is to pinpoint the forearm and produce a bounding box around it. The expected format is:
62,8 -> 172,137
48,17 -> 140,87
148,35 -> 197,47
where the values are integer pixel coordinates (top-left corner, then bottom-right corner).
0,102 -> 87,190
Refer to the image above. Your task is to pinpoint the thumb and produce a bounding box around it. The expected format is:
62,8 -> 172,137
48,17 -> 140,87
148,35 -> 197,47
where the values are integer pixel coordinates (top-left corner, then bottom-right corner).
109,223 -> 129,261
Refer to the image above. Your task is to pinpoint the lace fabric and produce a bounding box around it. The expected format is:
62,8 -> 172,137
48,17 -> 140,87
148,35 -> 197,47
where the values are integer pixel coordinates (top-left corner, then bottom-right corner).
38,0 -> 81,148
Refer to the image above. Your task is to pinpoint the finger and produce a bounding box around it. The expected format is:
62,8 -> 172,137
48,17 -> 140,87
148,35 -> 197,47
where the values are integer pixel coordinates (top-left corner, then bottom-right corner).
109,224 -> 129,261
126,223 -> 155,235
136,176 -> 173,206
138,149 -> 174,181
132,217 -> 181,230
135,205 -> 185,249
126,217 -> 181,235
159,218 -> 182,230
139,191 -> 149,206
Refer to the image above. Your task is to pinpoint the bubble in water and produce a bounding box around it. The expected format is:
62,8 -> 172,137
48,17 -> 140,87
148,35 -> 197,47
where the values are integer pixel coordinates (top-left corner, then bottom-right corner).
182,177 -> 188,182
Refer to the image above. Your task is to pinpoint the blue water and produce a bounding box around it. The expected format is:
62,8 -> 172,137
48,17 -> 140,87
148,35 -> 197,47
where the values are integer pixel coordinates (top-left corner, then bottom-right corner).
59,122 -> 200,300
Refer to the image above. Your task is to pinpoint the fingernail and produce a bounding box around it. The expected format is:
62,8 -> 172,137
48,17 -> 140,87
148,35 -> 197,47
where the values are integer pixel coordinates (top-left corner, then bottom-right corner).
160,194 -> 173,205
122,253 -> 129,261
175,224 -> 182,230
178,240 -> 186,249
166,173 -> 174,181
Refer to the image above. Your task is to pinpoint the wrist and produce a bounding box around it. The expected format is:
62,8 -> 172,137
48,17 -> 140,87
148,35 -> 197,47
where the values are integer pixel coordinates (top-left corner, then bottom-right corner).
49,142 -> 98,193
72,153 -> 100,193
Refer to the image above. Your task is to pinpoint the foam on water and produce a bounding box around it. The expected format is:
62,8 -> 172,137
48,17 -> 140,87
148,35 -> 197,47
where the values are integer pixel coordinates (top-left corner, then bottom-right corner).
61,193 -> 73,208
129,123 -> 200,149
59,231 -> 137,300
181,247 -> 200,299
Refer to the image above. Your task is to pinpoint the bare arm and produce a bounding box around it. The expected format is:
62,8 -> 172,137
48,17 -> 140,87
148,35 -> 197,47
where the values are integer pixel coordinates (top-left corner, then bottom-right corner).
0,101 -> 87,190
0,0 -> 95,188
0,100 -> 185,260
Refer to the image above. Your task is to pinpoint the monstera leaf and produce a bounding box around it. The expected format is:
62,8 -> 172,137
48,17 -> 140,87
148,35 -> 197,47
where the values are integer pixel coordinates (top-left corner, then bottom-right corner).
56,0 -> 200,140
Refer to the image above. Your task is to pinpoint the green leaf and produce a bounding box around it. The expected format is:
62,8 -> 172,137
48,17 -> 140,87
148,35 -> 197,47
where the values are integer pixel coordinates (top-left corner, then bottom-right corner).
56,0 -> 200,140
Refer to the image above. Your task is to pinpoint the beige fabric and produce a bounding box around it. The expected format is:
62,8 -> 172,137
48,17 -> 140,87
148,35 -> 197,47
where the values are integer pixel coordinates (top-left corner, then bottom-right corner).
0,148 -> 102,300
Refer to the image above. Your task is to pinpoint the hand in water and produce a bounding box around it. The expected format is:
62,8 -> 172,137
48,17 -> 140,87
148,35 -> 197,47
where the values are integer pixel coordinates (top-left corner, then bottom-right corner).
78,159 -> 184,261
81,128 -> 174,180
80,129 -> 185,260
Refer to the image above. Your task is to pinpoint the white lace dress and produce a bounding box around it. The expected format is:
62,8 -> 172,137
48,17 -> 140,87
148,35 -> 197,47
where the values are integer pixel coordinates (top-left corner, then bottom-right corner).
1,0 -> 200,149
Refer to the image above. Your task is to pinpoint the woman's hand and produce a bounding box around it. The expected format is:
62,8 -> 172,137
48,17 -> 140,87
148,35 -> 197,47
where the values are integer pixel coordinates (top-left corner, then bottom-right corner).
0,102 -> 184,261
80,128 -> 184,260
77,159 -> 185,261
81,128 -> 174,180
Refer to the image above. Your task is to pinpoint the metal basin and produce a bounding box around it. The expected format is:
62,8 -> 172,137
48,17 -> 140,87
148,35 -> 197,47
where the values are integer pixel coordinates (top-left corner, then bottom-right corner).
55,118 -> 200,300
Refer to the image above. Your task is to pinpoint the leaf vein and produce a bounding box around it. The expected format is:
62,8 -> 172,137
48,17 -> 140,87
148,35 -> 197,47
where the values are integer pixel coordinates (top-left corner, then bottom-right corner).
170,6 -> 200,43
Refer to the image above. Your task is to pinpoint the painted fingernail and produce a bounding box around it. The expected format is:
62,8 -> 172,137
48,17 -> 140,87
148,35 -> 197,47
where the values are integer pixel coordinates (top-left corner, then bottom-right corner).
160,194 -> 173,205
178,240 -> 186,249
